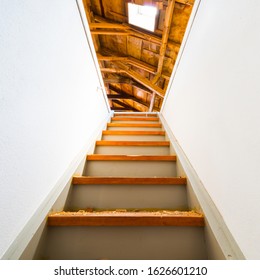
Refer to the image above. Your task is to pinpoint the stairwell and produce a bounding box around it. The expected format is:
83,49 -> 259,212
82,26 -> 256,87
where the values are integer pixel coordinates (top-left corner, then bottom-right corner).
39,113 -> 207,259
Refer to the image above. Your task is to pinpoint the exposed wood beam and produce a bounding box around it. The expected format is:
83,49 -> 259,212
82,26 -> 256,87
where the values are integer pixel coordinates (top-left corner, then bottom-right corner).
108,85 -> 160,111
111,107 -> 136,111
103,76 -> 153,93
100,68 -> 126,74
97,54 -> 128,61
89,23 -> 129,29
112,99 -> 140,112
156,0 -> 175,76
82,1 -> 101,52
112,62 -> 164,97
91,30 -> 130,36
94,15 -> 180,49
98,53 -> 160,75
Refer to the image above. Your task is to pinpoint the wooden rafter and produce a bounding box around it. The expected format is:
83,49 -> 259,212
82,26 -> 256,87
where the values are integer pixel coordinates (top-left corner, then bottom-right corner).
103,76 -> 153,93
98,53 -> 171,78
108,85 -> 160,111
93,15 -> 180,49
112,61 -> 165,97
112,99 -> 140,112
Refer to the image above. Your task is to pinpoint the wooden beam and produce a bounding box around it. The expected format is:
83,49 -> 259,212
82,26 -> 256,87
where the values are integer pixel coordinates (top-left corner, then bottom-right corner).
82,1 -> 101,52
99,53 -> 170,79
94,15 -> 180,48
89,23 -> 129,29
112,99 -> 140,112
100,68 -> 126,74
91,30 -> 130,35
103,76 -> 153,93
108,85 -> 160,111
156,0 -> 175,76
111,107 -> 135,111
125,67 -> 165,97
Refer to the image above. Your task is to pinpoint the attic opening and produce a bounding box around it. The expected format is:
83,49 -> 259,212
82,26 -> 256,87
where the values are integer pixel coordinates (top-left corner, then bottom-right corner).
128,3 -> 158,32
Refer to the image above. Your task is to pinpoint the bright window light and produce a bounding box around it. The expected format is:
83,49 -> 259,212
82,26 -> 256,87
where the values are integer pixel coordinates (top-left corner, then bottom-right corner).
128,3 -> 158,32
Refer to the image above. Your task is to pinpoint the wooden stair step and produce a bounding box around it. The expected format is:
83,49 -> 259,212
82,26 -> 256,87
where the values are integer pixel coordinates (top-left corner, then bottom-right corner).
72,176 -> 187,185
87,155 -> 176,161
102,130 -> 165,136
96,140 -> 169,146
107,123 -> 162,128
48,211 -> 204,227
114,113 -> 157,117
111,117 -> 159,122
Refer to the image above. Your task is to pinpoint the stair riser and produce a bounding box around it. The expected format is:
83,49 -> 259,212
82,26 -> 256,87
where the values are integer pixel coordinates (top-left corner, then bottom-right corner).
84,161 -> 177,177
94,146 -> 170,155
41,227 -> 207,260
67,185 -> 188,210
102,135 -> 166,141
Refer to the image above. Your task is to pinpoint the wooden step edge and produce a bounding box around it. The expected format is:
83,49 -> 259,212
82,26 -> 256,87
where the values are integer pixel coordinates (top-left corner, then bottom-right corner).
111,117 -> 159,122
96,140 -> 170,146
107,123 -> 162,128
114,113 -> 158,117
48,211 -> 204,227
86,155 -> 177,161
102,130 -> 165,136
72,176 -> 187,185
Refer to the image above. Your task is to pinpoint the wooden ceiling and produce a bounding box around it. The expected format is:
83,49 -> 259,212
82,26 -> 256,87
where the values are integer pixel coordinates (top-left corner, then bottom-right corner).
83,0 -> 194,112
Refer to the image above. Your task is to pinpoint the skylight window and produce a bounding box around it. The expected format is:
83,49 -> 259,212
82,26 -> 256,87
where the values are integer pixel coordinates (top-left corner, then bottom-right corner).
128,3 -> 158,32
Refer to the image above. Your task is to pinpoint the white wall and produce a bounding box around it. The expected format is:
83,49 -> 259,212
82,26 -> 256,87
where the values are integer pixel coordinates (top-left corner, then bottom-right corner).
162,0 -> 260,259
0,0 -> 109,258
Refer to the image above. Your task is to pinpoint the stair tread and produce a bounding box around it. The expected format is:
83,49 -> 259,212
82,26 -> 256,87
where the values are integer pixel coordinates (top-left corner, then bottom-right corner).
72,176 -> 186,185
111,117 -> 159,122
114,113 -> 157,117
96,140 -> 169,146
107,123 -> 162,127
87,155 -> 176,161
102,130 -> 165,135
48,210 -> 204,227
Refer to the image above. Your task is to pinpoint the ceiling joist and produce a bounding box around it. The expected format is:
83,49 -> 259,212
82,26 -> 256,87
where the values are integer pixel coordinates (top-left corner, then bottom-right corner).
108,85 -> 160,111
112,99 -> 140,112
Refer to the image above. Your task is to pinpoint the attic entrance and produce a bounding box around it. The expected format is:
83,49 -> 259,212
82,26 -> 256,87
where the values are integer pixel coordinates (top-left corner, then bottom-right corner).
128,3 -> 158,32
85,0 -> 195,113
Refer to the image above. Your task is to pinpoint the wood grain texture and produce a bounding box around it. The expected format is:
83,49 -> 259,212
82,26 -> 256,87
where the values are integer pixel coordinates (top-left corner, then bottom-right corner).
95,140 -> 169,146
86,155 -> 176,161
48,212 -> 204,227
107,123 -> 162,128
72,176 -> 187,185
114,113 -> 158,117
102,130 -> 165,135
111,117 -> 159,122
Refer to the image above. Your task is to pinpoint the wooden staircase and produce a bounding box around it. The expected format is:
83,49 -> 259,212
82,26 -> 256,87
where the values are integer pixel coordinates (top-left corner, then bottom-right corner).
41,113 -> 207,259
